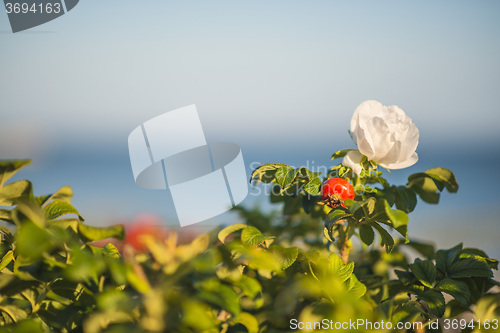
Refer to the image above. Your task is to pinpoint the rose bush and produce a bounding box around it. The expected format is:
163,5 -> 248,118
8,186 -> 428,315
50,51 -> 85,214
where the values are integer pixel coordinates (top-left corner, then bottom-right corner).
343,100 -> 419,175
1,100 -> 499,332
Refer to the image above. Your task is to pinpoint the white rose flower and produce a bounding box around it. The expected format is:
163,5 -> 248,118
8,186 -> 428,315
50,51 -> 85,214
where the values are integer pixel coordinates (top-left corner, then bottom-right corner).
343,100 -> 419,174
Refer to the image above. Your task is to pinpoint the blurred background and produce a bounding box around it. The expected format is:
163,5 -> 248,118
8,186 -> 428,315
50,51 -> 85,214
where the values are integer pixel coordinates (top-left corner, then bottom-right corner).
1,1 -> 499,259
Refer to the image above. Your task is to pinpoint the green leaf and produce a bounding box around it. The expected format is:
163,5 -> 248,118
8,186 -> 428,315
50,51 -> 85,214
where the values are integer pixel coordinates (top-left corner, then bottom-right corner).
370,222 -> 394,252
326,209 -> 352,225
218,223 -> 247,244
0,160 -> 31,187
197,279 -> 241,316
44,200 -> 84,221
236,275 -> 262,299
182,300 -> 216,331
328,253 -> 354,282
348,197 -> 376,216
474,294 -> 500,320
37,185 -> 74,206
419,290 -> 446,317
78,224 -> 125,242
0,180 -> 33,206
90,242 -> 121,259
16,221 -> 55,260
303,177 -> 322,195
383,199 -> 408,229
448,257 -> 493,278
435,243 -> 463,274
0,250 -> 14,271
243,248 -> 281,271
346,274 -> 367,298
460,248 -> 499,270
395,270 -> 415,285
241,226 -> 271,246
275,166 -> 296,189
425,167 -> 459,193
434,278 -> 471,305
394,186 -> 417,213
0,304 -> 28,323
359,224 -> 374,246
298,167 -> 322,180
250,163 -> 289,184
409,259 -> 437,288
409,177 -> 440,204
236,312 -> 259,333
0,226 -> 14,244
301,194 -> 320,213
331,149 -> 355,160
272,245 -> 299,270
390,303 -> 425,323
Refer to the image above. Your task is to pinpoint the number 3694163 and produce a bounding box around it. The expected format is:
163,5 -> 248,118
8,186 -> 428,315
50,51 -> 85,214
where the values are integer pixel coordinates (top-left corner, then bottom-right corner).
5,2 -> 62,14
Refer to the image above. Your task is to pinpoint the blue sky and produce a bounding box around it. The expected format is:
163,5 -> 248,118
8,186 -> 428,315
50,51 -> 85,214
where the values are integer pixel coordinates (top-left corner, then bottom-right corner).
1,1 -> 499,158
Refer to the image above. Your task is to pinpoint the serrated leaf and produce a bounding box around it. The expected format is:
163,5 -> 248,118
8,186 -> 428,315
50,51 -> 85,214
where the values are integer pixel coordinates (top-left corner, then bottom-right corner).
409,177 -> 440,204
419,290 -> 446,317
218,223 -> 247,244
383,199 -> 408,229
0,160 -> 31,187
394,186 -> 417,213
460,248 -> 499,270
298,167 -> 322,180
409,259 -> 436,288
38,186 -> 74,207
250,163 -> 289,185
370,222 -> 394,252
44,200 -> 84,221
426,167 -> 459,193
435,243 -> 463,274
331,149 -> 355,160
348,197 -> 376,216
408,172 -> 444,191
272,245 -> 298,270
359,224 -> 374,246
0,179 -> 33,206
275,166 -> 296,189
241,226 -> 272,247
346,274 -> 367,298
78,224 -> 125,242
434,278 -> 471,305
328,253 -> 354,282
303,177 -> 321,195
448,257 -> 493,278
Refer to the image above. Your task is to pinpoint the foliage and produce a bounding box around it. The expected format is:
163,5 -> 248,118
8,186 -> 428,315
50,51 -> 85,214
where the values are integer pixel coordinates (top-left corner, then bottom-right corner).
0,152 -> 498,332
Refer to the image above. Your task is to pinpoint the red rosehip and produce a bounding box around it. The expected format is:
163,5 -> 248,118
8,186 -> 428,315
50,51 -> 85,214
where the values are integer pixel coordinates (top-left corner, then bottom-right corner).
321,178 -> 355,208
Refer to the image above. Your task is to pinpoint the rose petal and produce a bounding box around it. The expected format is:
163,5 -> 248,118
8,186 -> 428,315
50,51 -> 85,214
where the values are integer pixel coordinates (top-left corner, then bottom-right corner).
342,150 -> 364,175
350,100 -> 384,158
355,127 -> 375,160
365,116 -> 394,161
379,152 -> 418,170
399,121 -> 419,163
